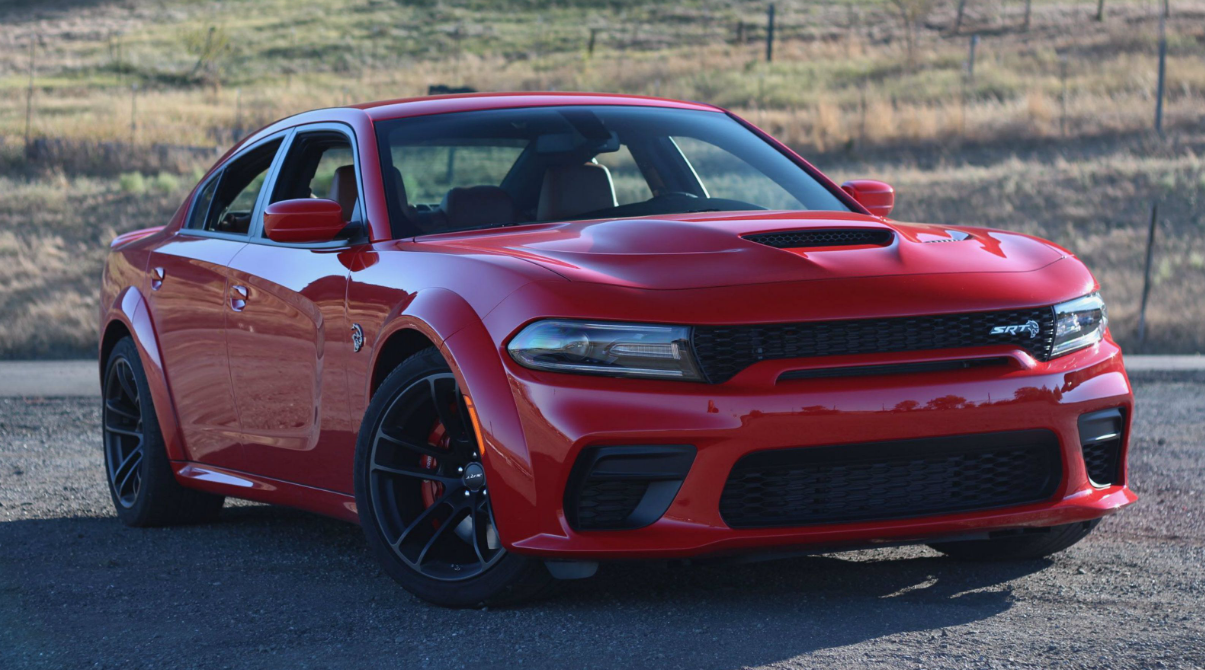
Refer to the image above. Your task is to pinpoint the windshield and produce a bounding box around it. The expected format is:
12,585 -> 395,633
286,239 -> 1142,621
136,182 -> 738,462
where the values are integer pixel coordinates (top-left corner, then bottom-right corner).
375,105 -> 849,237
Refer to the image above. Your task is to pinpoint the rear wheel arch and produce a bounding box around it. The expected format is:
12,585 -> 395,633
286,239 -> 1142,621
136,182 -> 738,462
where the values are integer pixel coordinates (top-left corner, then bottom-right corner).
100,287 -> 185,461
100,320 -> 132,375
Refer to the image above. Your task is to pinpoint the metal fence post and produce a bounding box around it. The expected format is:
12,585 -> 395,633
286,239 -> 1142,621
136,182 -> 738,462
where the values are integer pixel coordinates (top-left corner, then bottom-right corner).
766,4 -> 775,63
1154,6 -> 1167,135
24,36 -> 35,155
1137,203 -> 1159,352
967,34 -> 979,84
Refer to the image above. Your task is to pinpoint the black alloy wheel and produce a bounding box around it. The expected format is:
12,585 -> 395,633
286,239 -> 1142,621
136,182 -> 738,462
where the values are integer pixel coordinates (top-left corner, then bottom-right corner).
104,356 -> 145,508
368,372 -> 504,581
355,348 -> 551,607
102,337 -> 225,526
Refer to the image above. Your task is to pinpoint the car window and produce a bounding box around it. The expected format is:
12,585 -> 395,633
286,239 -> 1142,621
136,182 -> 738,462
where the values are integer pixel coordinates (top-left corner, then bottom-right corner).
376,106 -> 849,238
187,174 -> 219,230
671,136 -> 805,212
192,138 -> 282,235
389,142 -> 526,205
269,131 -> 359,228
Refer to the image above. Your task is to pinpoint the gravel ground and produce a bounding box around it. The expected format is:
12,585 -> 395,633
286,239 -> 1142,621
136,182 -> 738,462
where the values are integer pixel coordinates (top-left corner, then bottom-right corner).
1,376 -> 1202,669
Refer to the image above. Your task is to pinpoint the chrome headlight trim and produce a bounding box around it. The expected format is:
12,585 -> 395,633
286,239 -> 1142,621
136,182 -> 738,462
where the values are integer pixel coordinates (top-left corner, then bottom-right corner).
1051,292 -> 1107,358
507,320 -> 703,381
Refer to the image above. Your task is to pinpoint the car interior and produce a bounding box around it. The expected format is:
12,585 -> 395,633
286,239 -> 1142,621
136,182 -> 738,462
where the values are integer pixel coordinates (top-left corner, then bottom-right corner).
378,106 -> 849,238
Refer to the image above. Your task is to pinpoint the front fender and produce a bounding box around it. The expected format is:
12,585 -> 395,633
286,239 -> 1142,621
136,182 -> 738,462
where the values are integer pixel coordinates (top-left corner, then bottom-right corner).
361,287 -> 536,549
101,287 -> 186,461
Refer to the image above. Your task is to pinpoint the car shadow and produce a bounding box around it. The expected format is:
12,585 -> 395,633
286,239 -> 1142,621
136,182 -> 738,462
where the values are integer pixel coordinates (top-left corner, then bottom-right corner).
0,505 -> 1048,668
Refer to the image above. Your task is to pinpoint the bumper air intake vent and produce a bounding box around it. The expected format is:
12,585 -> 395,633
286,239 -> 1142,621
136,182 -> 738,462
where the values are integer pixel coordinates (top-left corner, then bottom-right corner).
719,430 -> 1062,529
566,446 -> 696,531
1078,408 -> 1125,486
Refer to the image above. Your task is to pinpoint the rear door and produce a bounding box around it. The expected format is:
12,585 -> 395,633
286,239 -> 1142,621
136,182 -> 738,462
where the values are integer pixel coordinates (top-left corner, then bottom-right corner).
147,135 -> 285,468
225,124 -> 363,492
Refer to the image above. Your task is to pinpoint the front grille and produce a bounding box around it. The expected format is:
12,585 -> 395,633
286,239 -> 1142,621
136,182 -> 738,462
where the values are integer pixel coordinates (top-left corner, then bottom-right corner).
719,430 -> 1062,529
745,229 -> 893,249
692,307 -> 1056,383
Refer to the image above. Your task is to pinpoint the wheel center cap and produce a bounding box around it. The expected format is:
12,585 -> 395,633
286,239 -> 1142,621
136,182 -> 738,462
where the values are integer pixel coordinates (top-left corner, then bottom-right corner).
462,462 -> 486,492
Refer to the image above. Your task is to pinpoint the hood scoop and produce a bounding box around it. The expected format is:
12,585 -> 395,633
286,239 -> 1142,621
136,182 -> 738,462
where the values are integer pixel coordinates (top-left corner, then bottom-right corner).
744,228 -> 893,250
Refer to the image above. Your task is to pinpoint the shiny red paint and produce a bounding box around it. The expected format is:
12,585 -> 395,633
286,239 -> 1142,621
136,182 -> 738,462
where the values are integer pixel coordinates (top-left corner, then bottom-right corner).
99,93 -> 1135,561
841,179 -> 895,217
263,199 -> 347,243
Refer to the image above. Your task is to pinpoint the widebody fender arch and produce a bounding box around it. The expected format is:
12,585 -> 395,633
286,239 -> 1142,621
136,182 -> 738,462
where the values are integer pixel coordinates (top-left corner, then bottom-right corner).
357,287 -> 537,547
100,286 -> 187,461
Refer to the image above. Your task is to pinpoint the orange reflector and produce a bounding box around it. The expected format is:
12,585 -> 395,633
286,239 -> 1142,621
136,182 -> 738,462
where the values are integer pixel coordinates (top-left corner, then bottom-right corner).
463,395 -> 486,448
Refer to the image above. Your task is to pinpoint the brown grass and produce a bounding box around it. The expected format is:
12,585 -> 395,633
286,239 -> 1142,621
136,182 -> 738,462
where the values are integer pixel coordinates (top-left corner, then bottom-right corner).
0,0 -> 1203,357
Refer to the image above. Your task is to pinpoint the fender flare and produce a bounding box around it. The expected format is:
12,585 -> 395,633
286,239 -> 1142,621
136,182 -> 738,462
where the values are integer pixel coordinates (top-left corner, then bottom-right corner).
100,287 -> 187,461
365,288 -> 537,548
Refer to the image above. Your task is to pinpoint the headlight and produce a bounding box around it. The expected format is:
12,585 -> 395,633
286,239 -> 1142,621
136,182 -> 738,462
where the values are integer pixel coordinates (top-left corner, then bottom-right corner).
507,320 -> 703,381
1051,293 -> 1107,357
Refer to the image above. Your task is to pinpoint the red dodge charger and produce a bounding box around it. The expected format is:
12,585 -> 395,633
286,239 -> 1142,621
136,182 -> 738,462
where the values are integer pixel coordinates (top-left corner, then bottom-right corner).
99,93 -> 1135,606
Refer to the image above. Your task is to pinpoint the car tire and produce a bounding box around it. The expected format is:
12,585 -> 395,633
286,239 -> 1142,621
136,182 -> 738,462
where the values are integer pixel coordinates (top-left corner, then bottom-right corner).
927,520 -> 1100,561
102,337 -> 225,527
354,348 -> 553,608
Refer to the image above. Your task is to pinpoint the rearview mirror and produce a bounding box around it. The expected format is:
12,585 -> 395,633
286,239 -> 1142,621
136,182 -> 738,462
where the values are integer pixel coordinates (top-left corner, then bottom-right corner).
840,180 -> 894,218
263,199 -> 348,244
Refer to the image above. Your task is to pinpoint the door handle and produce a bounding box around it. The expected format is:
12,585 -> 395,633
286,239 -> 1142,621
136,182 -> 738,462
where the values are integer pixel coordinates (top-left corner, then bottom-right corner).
230,285 -> 248,312
150,267 -> 165,291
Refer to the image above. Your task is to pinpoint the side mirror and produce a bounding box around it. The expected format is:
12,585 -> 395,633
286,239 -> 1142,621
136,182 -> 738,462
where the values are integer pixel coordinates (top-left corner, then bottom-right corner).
263,199 -> 348,244
840,180 -> 894,218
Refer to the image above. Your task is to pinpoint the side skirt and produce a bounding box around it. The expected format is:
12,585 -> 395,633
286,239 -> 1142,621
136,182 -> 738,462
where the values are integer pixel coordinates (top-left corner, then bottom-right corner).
171,461 -> 360,524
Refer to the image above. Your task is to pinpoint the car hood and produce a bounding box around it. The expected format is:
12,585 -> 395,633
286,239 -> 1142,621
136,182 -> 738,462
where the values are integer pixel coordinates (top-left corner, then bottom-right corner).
413,211 -> 1066,290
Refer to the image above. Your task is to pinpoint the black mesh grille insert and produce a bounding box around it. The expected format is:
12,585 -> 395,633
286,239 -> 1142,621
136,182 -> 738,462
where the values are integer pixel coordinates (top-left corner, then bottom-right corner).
745,229 -> 893,249
719,430 -> 1062,529
1078,408 -> 1125,486
692,307 -> 1056,383
574,479 -> 650,529
1082,441 -> 1121,486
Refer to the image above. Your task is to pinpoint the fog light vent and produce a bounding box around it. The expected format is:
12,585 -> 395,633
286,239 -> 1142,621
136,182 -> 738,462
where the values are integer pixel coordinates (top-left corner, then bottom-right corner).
565,446 -> 695,531
1077,408 -> 1124,487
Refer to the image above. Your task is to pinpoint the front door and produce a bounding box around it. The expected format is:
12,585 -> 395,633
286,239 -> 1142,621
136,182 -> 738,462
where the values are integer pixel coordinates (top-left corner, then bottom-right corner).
226,126 -> 361,492
147,134 -> 284,467
147,236 -> 244,468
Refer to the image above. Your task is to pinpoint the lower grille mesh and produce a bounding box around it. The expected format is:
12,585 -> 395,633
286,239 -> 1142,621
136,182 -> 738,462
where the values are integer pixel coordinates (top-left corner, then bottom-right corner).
1083,441 -> 1122,486
574,479 -> 649,529
692,307 -> 1056,383
719,430 -> 1062,529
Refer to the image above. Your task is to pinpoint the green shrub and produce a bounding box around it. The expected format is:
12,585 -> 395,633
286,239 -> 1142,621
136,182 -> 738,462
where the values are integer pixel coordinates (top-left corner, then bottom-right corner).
151,172 -> 180,193
118,172 -> 146,194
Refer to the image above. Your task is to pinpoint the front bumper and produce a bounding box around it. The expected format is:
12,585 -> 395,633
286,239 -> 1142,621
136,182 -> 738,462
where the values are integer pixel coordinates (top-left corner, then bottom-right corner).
490,340 -> 1135,559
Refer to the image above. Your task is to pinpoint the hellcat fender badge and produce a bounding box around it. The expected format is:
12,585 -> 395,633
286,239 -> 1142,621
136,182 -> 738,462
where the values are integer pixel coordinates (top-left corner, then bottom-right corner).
351,323 -> 365,352
990,320 -> 1040,338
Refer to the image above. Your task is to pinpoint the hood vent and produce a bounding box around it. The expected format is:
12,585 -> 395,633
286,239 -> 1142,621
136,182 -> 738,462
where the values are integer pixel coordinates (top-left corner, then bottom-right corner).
744,229 -> 893,250
922,230 -> 972,243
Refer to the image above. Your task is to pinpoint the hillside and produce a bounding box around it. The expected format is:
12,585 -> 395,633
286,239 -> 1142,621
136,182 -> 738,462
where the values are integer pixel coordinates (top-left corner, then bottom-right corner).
0,0 -> 1202,358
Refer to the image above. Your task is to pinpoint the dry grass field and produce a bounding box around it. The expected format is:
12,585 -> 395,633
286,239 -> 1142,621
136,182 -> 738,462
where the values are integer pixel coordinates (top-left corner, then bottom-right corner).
0,0 -> 1202,358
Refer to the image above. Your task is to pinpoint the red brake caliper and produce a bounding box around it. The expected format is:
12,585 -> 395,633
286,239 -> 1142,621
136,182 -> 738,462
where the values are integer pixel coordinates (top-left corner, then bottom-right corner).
420,421 -> 452,524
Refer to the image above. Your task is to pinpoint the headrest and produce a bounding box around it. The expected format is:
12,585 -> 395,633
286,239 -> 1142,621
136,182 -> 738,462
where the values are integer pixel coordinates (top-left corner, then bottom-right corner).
440,186 -> 516,230
537,162 -> 617,221
327,165 -> 358,221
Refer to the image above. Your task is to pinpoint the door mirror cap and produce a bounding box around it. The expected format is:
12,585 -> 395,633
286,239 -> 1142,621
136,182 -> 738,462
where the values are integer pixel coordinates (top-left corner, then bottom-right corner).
263,199 -> 348,243
840,180 -> 894,218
